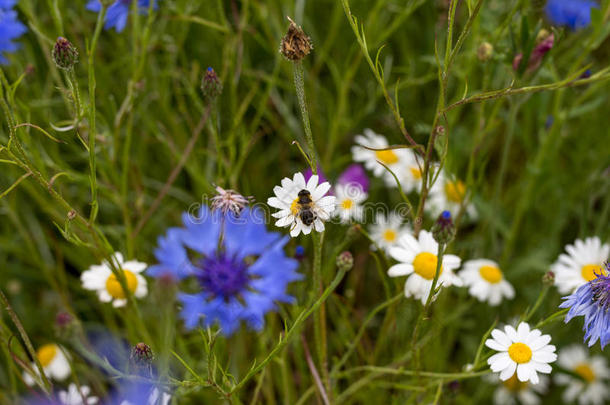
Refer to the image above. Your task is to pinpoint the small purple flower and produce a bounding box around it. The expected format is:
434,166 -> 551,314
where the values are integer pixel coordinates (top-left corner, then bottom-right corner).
148,206 -> 302,335
0,7 -> 26,64
545,0 -> 598,30
86,0 -> 158,33
560,262 -> 610,349
337,163 -> 370,193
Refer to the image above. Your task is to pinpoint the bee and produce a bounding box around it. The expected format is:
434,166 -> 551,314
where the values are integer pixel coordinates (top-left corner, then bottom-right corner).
294,189 -> 317,226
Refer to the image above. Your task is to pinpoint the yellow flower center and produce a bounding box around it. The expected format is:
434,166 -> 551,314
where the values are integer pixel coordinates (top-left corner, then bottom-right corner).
375,149 -> 399,165
502,373 -> 528,392
508,343 -> 532,364
444,180 -> 466,203
37,344 -> 57,368
413,252 -> 442,280
410,166 -> 422,180
574,363 -> 596,383
106,270 -> 138,299
581,264 -> 605,282
290,198 -> 300,216
341,199 -> 353,210
479,265 -> 503,284
382,229 -> 397,242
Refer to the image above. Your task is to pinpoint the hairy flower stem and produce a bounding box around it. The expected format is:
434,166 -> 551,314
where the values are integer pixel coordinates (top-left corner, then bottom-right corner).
411,243 -> 445,373
293,59 -> 331,397
67,68 -> 82,122
86,4 -> 108,224
293,61 -> 317,174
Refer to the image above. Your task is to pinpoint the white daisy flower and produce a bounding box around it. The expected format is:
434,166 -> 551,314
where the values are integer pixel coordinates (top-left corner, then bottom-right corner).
267,172 -> 336,237
351,129 -> 421,191
551,236 -> 609,294
485,322 -> 557,384
388,230 -> 462,303
426,170 -> 476,219
555,345 -> 610,405
81,253 -> 148,308
368,212 -> 412,253
334,183 -> 367,223
58,383 -> 99,405
460,259 -> 515,306
487,373 -> 549,405
23,344 -> 70,386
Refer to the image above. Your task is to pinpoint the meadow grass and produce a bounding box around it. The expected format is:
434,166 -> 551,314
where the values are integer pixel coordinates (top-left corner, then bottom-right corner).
0,0 -> 610,404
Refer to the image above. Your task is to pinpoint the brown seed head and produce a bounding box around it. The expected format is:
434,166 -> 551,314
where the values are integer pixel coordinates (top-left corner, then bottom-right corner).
280,17 -> 312,61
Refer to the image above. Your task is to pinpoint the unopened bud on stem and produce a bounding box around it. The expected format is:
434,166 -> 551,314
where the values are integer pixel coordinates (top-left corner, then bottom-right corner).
52,37 -> 78,70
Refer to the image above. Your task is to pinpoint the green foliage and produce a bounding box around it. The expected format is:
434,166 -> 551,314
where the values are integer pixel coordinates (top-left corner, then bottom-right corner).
0,0 -> 609,404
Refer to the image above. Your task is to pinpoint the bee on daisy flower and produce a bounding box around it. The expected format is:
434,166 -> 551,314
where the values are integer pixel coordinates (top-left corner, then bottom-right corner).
81,253 -> 148,308
23,343 -> 70,386
426,170 -> 477,219
368,212 -> 411,253
460,259 -> 515,306
267,172 -> 336,237
486,373 -> 549,405
485,322 -> 557,384
388,230 -> 462,303
551,236 -> 609,294
555,345 -> 609,405
351,129 -> 421,191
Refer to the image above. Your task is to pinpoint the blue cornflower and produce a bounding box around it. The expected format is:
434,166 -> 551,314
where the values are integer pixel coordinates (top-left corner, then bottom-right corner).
86,0 -> 158,33
0,8 -> 26,64
148,206 -> 302,335
560,262 -> 610,349
545,0 -> 598,30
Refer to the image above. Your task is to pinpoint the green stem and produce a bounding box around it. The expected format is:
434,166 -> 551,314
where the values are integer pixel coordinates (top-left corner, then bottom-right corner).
410,242 -> 445,371
230,266 -> 347,395
293,61 -> 317,174
0,289 -> 52,393
67,68 -> 82,121
86,4 -> 107,224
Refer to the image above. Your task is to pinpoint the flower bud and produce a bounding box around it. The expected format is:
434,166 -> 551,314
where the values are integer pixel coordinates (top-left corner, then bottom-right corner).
294,245 -> 305,261
431,210 -> 456,244
542,271 -> 555,286
52,37 -> 78,70
280,17 -> 312,61
336,251 -> 354,272
201,67 -> 222,102
477,42 -> 493,61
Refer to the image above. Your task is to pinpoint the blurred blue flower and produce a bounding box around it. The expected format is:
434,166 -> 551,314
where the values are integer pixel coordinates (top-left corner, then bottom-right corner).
86,0 -> 158,33
0,7 -> 26,64
560,262 -> 610,349
108,381 -> 171,405
545,0 -> 598,30
148,206 -> 302,335
0,0 -> 17,8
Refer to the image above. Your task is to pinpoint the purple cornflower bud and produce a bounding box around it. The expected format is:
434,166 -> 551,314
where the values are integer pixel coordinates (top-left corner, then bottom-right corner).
52,37 -> 78,70
542,270 -> 555,286
130,342 -> 154,375
210,186 -> 250,215
431,210 -> 456,244
294,245 -> 305,260
513,33 -> 555,73
201,67 -> 222,102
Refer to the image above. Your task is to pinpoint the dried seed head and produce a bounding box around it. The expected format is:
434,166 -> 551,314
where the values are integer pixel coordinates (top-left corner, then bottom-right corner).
280,17 -> 312,62
52,37 -> 79,70
211,186 -> 251,215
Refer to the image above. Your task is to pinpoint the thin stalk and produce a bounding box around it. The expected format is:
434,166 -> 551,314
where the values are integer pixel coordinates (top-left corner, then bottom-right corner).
293,61 -> 317,174
86,4 -> 108,223
410,243 -> 445,371
67,68 -> 82,121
